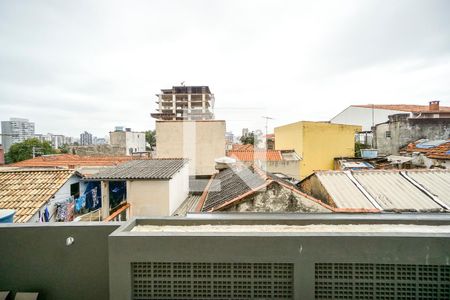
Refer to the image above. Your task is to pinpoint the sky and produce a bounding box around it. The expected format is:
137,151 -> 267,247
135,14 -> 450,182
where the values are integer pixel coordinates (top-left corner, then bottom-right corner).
0,0 -> 449,138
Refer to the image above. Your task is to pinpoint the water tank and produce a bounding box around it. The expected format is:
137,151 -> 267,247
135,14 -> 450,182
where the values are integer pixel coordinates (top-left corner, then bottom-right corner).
0,209 -> 15,223
360,149 -> 378,159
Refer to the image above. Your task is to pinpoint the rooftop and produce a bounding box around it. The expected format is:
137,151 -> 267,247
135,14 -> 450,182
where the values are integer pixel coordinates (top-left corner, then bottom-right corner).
0,169 -> 76,222
5,154 -> 135,168
86,159 -> 189,180
353,104 -> 450,113
227,149 -> 283,161
406,139 -> 450,160
303,169 -> 450,212
198,165 -> 332,213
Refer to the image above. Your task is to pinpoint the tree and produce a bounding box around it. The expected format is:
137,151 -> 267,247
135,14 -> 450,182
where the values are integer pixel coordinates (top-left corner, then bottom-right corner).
145,130 -> 156,151
5,138 -> 55,163
240,132 -> 255,145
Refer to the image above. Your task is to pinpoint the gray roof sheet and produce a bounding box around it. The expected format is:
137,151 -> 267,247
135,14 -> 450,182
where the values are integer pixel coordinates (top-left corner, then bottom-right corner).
86,159 -> 188,180
406,170 -> 450,208
316,172 -> 375,209
352,171 -> 442,211
310,170 -> 450,212
172,194 -> 201,216
202,166 -> 265,212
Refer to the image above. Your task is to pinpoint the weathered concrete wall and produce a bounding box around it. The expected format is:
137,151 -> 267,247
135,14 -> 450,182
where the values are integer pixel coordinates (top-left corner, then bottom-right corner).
70,144 -> 127,156
375,114 -> 450,155
299,175 -> 336,207
411,153 -> 450,169
239,160 -> 301,180
156,120 -> 226,176
266,160 -> 300,179
224,182 -> 331,213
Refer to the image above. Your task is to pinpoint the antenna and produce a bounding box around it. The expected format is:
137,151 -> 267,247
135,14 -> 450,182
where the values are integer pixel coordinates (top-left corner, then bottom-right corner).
262,116 -> 274,144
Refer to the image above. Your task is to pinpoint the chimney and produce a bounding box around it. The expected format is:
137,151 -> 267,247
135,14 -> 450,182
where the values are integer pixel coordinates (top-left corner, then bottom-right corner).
429,100 -> 440,111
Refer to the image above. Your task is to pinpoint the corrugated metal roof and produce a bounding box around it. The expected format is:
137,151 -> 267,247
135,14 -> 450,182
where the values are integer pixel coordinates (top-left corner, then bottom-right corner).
316,172 -> 376,209
352,171 -> 442,211
86,159 -> 188,180
172,194 -> 201,216
0,169 -> 75,222
406,170 -> 450,208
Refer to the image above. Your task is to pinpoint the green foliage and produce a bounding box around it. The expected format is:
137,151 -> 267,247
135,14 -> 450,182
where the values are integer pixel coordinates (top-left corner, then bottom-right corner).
145,130 -> 156,150
240,132 -> 256,145
58,144 -> 70,154
5,138 -> 55,163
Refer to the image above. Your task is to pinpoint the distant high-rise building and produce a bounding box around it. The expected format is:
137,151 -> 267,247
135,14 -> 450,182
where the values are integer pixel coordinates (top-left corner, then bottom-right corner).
242,128 -> 249,137
80,131 -> 93,146
1,118 -> 35,152
151,85 -> 215,120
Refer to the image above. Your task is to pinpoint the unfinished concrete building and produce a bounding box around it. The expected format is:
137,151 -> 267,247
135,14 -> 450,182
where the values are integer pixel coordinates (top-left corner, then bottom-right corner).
151,86 -> 215,120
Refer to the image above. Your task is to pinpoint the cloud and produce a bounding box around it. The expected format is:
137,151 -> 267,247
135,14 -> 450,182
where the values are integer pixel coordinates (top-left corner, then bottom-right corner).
0,0 -> 449,137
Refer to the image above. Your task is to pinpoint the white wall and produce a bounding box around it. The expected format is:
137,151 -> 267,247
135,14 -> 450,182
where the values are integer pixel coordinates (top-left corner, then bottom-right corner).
125,132 -> 146,154
168,163 -> 190,215
330,106 -> 408,131
29,174 -> 83,223
126,163 -> 190,217
127,180 -> 170,217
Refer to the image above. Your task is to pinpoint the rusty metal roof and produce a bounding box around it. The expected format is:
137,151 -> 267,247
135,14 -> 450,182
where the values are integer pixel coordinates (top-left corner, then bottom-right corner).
0,169 -> 76,222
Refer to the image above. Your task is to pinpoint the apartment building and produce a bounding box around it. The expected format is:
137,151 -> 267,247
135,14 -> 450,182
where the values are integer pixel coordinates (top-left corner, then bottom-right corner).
1,118 -> 35,152
151,85 -> 215,121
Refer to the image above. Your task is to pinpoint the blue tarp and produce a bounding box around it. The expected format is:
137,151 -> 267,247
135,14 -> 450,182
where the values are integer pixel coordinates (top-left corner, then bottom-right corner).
415,140 -> 448,149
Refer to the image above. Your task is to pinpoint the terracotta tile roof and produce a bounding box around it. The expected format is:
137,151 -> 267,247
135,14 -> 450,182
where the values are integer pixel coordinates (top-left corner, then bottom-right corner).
231,144 -> 254,151
0,169 -> 76,223
406,140 -> 450,160
227,150 -> 283,161
7,154 -> 134,168
352,104 -> 450,113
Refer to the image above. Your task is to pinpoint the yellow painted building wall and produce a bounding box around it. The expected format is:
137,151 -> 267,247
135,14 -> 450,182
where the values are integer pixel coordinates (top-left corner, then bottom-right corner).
275,121 -> 361,179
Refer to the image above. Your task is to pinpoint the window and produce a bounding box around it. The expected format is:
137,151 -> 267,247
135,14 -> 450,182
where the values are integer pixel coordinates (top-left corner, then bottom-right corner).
70,182 -> 80,198
385,131 -> 391,138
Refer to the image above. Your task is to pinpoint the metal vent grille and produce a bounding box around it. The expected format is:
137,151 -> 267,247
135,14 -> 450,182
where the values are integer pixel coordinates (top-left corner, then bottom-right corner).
132,262 -> 293,299
315,263 -> 450,299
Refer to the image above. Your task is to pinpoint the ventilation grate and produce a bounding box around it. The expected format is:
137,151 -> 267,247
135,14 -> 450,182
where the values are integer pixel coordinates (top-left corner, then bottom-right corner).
132,262 -> 293,299
315,263 -> 450,299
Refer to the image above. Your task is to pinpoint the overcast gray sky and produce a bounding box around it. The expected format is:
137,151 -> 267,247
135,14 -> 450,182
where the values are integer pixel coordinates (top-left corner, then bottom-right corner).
0,0 -> 449,137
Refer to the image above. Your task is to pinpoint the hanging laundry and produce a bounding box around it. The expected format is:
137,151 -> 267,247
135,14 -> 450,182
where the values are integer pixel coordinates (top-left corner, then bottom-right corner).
43,206 -> 50,222
75,195 -> 86,213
